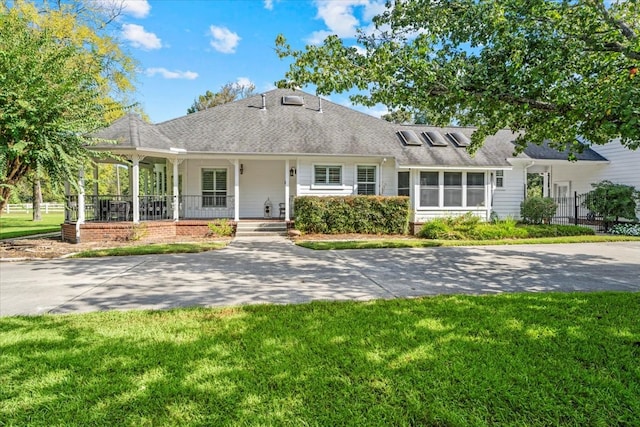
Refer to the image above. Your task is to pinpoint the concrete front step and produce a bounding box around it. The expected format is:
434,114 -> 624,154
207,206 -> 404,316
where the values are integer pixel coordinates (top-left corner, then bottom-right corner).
235,221 -> 288,237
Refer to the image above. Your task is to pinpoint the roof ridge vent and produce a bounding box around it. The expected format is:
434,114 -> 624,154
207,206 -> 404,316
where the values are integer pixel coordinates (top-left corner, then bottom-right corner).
397,130 -> 423,146
422,131 -> 448,147
282,95 -> 304,106
448,131 -> 471,147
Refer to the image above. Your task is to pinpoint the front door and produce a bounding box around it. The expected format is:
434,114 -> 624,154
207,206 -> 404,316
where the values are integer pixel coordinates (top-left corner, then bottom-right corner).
555,181 -> 570,199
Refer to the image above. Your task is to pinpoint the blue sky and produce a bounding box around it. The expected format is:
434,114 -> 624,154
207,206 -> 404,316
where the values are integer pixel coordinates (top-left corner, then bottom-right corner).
105,0 -> 389,123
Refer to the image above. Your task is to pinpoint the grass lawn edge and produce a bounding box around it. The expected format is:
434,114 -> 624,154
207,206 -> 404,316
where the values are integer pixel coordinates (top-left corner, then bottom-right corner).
296,234 -> 640,250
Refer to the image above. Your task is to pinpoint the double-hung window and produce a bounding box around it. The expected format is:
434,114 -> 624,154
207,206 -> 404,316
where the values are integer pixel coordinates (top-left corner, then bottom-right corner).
314,165 -> 342,185
397,171 -> 410,197
495,170 -> 504,188
202,169 -> 227,207
443,172 -> 462,206
420,172 -> 439,206
467,172 -> 485,206
357,166 -> 377,195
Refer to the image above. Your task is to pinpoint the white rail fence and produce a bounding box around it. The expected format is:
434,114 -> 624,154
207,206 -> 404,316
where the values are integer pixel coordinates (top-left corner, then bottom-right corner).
3,203 -> 65,214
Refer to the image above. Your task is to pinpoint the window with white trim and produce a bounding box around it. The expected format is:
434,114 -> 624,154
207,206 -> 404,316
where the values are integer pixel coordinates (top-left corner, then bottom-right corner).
443,172 -> 462,206
397,171 -> 410,197
419,171 -> 487,208
202,169 -> 227,207
357,165 -> 377,195
420,172 -> 439,206
314,165 -> 342,185
467,172 -> 485,206
495,170 -> 504,188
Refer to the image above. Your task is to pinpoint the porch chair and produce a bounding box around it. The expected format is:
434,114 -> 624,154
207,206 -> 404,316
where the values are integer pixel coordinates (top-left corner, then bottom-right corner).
279,203 -> 286,219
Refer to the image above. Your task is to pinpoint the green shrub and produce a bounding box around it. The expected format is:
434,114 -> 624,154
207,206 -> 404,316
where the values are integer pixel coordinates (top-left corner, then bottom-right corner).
583,181 -> 639,230
207,219 -> 234,237
417,218 -> 464,239
518,224 -> 595,237
418,213 -> 594,240
609,223 -> 640,236
520,196 -> 557,224
294,196 -> 410,235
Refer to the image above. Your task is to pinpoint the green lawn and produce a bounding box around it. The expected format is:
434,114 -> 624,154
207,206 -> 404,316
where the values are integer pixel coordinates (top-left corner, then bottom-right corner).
72,242 -> 228,257
1,292 -> 638,426
0,212 -> 64,239
297,234 -> 640,250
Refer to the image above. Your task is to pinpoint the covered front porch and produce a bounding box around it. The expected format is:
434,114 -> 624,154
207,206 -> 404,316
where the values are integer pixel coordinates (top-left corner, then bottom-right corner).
63,155 -> 298,242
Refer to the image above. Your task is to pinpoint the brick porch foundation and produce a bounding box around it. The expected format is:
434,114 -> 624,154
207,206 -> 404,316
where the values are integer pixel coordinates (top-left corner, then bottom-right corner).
61,220 -> 226,243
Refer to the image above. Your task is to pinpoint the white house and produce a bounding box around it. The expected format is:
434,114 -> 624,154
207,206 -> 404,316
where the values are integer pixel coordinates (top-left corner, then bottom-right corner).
62,89 -> 635,242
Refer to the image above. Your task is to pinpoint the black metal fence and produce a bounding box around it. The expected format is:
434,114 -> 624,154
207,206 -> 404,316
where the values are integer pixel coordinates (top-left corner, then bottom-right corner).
65,195 -> 236,222
552,192 -> 605,232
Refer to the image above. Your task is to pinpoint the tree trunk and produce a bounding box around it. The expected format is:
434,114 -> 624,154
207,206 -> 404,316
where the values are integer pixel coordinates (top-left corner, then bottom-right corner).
0,187 -> 12,215
33,179 -> 43,222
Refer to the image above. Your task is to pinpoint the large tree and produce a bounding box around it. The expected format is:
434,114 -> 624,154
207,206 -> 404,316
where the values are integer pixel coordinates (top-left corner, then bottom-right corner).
0,1 -> 136,212
275,0 -> 639,155
187,82 -> 256,113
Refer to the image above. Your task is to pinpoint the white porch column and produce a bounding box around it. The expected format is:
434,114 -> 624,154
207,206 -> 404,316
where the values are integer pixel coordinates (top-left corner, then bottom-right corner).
170,158 -> 181,221
131,155 -> 143,223
234,159 -> 240,221
76,168 -> 85,242
285,159 -> 290,220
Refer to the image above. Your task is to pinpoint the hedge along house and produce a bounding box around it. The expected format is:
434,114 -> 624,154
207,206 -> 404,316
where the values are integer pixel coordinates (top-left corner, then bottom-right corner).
63,88 -> 609,242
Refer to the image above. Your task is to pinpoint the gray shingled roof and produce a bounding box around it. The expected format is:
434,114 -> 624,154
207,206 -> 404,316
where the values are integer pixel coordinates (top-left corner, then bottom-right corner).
522,140 -> 607,161
90,88 -> 607,167
92,113 -> 176,150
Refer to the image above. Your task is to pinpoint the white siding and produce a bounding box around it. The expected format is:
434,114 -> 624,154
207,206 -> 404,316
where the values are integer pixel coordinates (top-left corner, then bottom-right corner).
590,140 -> 640,188
296,157 -> 393,197
492,165 -> 525,219
549,164 -> 609,196
239,160 -> 286,218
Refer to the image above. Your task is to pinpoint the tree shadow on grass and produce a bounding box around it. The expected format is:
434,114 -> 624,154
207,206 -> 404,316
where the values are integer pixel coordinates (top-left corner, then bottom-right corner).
1,293 -> 639,425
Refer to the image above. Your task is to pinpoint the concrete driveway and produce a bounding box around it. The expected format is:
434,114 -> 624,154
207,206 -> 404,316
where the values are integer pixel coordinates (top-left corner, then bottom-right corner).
1,238 -> 639,316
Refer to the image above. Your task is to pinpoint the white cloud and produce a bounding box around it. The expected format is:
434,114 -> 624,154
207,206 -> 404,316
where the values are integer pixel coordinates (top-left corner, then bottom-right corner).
122,24 -> 162,50
120,0 -> 151,18
145,68 -> 198,80
307,0 -> 387,44
91,0 -> 151,18
306,30 -> 333,45
235,77 -> 254,88
264,0 -> 274,10
209,25 -> 241,54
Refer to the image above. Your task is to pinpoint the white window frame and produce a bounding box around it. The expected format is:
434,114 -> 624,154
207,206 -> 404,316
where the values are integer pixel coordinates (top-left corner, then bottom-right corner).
356,165 -> 377,195
495,170 -> 504,188
418,171 -> 488,209
312,164 -> 344,189
397,171 -> 410,197
443,172 -> 463,207
419,171 -> 439,207
202,168 -> 228,208
466,172 -> 486,207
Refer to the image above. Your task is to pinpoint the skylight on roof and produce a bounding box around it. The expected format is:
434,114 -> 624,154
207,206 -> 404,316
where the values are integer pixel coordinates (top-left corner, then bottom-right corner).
282,95 -> 304,106
398,130 -> 423,146
448,132 -> 471,147
423,131 -> 448,147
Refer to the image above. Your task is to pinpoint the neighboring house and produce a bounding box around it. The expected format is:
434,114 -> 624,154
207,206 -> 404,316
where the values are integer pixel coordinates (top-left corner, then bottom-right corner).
62,88 -> 632,242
